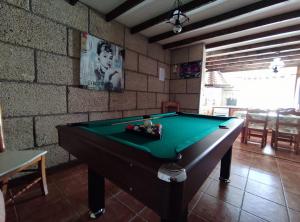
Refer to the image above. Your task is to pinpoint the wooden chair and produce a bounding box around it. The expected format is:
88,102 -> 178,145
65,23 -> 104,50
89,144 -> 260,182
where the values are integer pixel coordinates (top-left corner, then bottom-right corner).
0,105 -> 48,206
244,109 -> 269,148
161,101 -> 180,113
271,109 -> 300,153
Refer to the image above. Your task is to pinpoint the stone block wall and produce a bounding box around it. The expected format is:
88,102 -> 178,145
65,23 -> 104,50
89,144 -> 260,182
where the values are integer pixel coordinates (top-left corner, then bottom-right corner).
0,0 -> 170,167
170,44 -> 206,113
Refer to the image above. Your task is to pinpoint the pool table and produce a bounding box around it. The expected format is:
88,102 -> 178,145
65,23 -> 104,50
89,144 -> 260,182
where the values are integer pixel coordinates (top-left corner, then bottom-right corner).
57,112 -> 243,222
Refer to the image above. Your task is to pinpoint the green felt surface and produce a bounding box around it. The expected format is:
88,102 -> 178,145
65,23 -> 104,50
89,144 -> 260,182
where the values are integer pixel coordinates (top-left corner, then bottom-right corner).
80,113 -> 232,159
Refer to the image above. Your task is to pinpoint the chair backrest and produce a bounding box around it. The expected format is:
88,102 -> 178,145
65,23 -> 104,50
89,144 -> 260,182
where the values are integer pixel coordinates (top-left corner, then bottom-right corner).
278,108 -> 296,113
0,105 -> 5,152
245,108 -> 269,129
275,109 -> 300,131
161,101 -> 180,113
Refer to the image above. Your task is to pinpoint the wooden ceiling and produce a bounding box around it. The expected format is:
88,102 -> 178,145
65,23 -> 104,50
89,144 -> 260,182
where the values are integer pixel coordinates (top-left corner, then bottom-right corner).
73,0 -> 300,72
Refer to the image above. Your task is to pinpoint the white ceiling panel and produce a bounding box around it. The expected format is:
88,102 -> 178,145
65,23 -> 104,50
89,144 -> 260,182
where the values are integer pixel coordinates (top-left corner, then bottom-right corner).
79,0 -> 300,50
206,31 -> 300,51
207,41 -> 300,57
141,0 -> 260,37
80,0 -> 127,14
158,1 -> 300,45
116,0 -> 193,27
158,17 -> 300,46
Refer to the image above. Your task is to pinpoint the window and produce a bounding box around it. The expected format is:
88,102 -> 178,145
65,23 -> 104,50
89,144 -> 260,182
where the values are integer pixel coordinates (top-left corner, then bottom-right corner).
222,67 -> 297,109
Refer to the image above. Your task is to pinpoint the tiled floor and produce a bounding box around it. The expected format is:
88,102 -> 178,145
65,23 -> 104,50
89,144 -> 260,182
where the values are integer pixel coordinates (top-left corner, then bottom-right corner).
5,137 -> 300,222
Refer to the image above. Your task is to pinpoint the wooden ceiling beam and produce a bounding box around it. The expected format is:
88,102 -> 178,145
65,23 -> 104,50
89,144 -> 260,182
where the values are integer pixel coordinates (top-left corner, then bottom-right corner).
130,0 -> 215,34
207,62 -> 300,72
206,24 -> 300,49
149,0 -> 287,43
105,0 -> 145,22
206,50 -> 300,66
207,35 -> 300,57
207,60 -> 300,72
206,56 -> 300,69
207,44 -> 300,62
163,8 -> 300,49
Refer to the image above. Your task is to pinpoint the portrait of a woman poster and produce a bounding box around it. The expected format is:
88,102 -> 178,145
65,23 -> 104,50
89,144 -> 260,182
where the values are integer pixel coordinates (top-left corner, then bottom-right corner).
80,32 -> 124,92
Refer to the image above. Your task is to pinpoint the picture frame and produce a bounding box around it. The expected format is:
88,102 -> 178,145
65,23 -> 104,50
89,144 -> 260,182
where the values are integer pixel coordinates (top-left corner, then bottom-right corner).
80,32 -> 125,92
178,60 -> 202,79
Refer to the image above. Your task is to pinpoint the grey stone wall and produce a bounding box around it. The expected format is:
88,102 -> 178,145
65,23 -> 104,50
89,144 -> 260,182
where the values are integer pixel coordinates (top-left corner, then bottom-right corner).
169,44 -> 205,113
0,0 -> 170,168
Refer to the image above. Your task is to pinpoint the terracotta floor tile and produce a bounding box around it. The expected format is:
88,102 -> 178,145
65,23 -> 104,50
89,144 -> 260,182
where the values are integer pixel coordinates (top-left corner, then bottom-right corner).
275,148 -> 300,163
138,207 -> 160,222
205,180 -> 244,208
193,193 -> 240,222
49,164 -> 85,182
232,157 -> 253,167
281,173 -> 300,195
115,191 -> 144,213
232,149 -> 254,162
234,139 -> 276,156
230,163 -> 249,178
245,180 -> 285,206
242,193 -> 289,222
209,171 -> 247,190
209,168 -> 219,180
199,177 -> 213,192
79,198 -> 135,222
188,189 -> 203,212
285,190 -> 300,211
227,174 -> 247,190
15,184 -> 80,222
105,179 -> 121,198
129,215 -> 146,222
55,174 -> 89,215
289,208 -> 300,222
4,204 -> 19,222
277,158 -> 300,171
280,167 -> 300,181
248,169 -> 282,188
188,212 -> 209,222
251,157 -> 280,175
239,211 -> 267,222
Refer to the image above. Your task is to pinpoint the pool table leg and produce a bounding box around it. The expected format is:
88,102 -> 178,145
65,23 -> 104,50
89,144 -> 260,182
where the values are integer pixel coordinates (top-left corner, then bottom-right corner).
88,168 -> 105,219
219,146 -> 232,183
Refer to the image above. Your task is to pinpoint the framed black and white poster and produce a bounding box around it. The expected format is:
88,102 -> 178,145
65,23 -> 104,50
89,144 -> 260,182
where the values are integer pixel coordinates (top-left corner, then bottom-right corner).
80,32 -> 124,92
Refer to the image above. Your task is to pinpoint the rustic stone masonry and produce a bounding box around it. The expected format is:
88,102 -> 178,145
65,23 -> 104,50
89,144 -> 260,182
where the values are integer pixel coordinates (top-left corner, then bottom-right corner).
0,0 -> 170,167
170,44 -> 206,113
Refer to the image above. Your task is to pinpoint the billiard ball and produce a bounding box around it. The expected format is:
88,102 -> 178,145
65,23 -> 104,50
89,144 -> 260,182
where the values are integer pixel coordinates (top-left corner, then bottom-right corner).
144,120 -> 153,127
126,125 -> 134,130
147,128 -> 153,133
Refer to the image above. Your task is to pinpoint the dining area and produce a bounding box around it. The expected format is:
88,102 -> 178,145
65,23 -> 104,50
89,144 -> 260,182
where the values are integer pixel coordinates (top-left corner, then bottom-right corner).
233,108 -> 300,156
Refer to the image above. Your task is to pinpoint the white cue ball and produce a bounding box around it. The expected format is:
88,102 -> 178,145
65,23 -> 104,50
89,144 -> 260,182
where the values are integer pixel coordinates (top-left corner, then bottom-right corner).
147,128 -> 153,133
144,120 -> 153,127
134,126 -> 139,131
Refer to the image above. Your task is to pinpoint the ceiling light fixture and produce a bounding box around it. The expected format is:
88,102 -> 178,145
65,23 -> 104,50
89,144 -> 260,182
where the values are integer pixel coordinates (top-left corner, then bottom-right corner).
269,53 -> 284,73
167,0 -> 190,34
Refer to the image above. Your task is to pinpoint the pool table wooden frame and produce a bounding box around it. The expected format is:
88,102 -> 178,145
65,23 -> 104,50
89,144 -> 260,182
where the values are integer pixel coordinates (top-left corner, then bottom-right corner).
57,113 -> 244,222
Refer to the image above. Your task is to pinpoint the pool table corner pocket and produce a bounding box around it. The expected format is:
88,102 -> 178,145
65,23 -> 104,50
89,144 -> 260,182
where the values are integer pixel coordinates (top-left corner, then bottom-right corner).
157,163 -> 187,183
